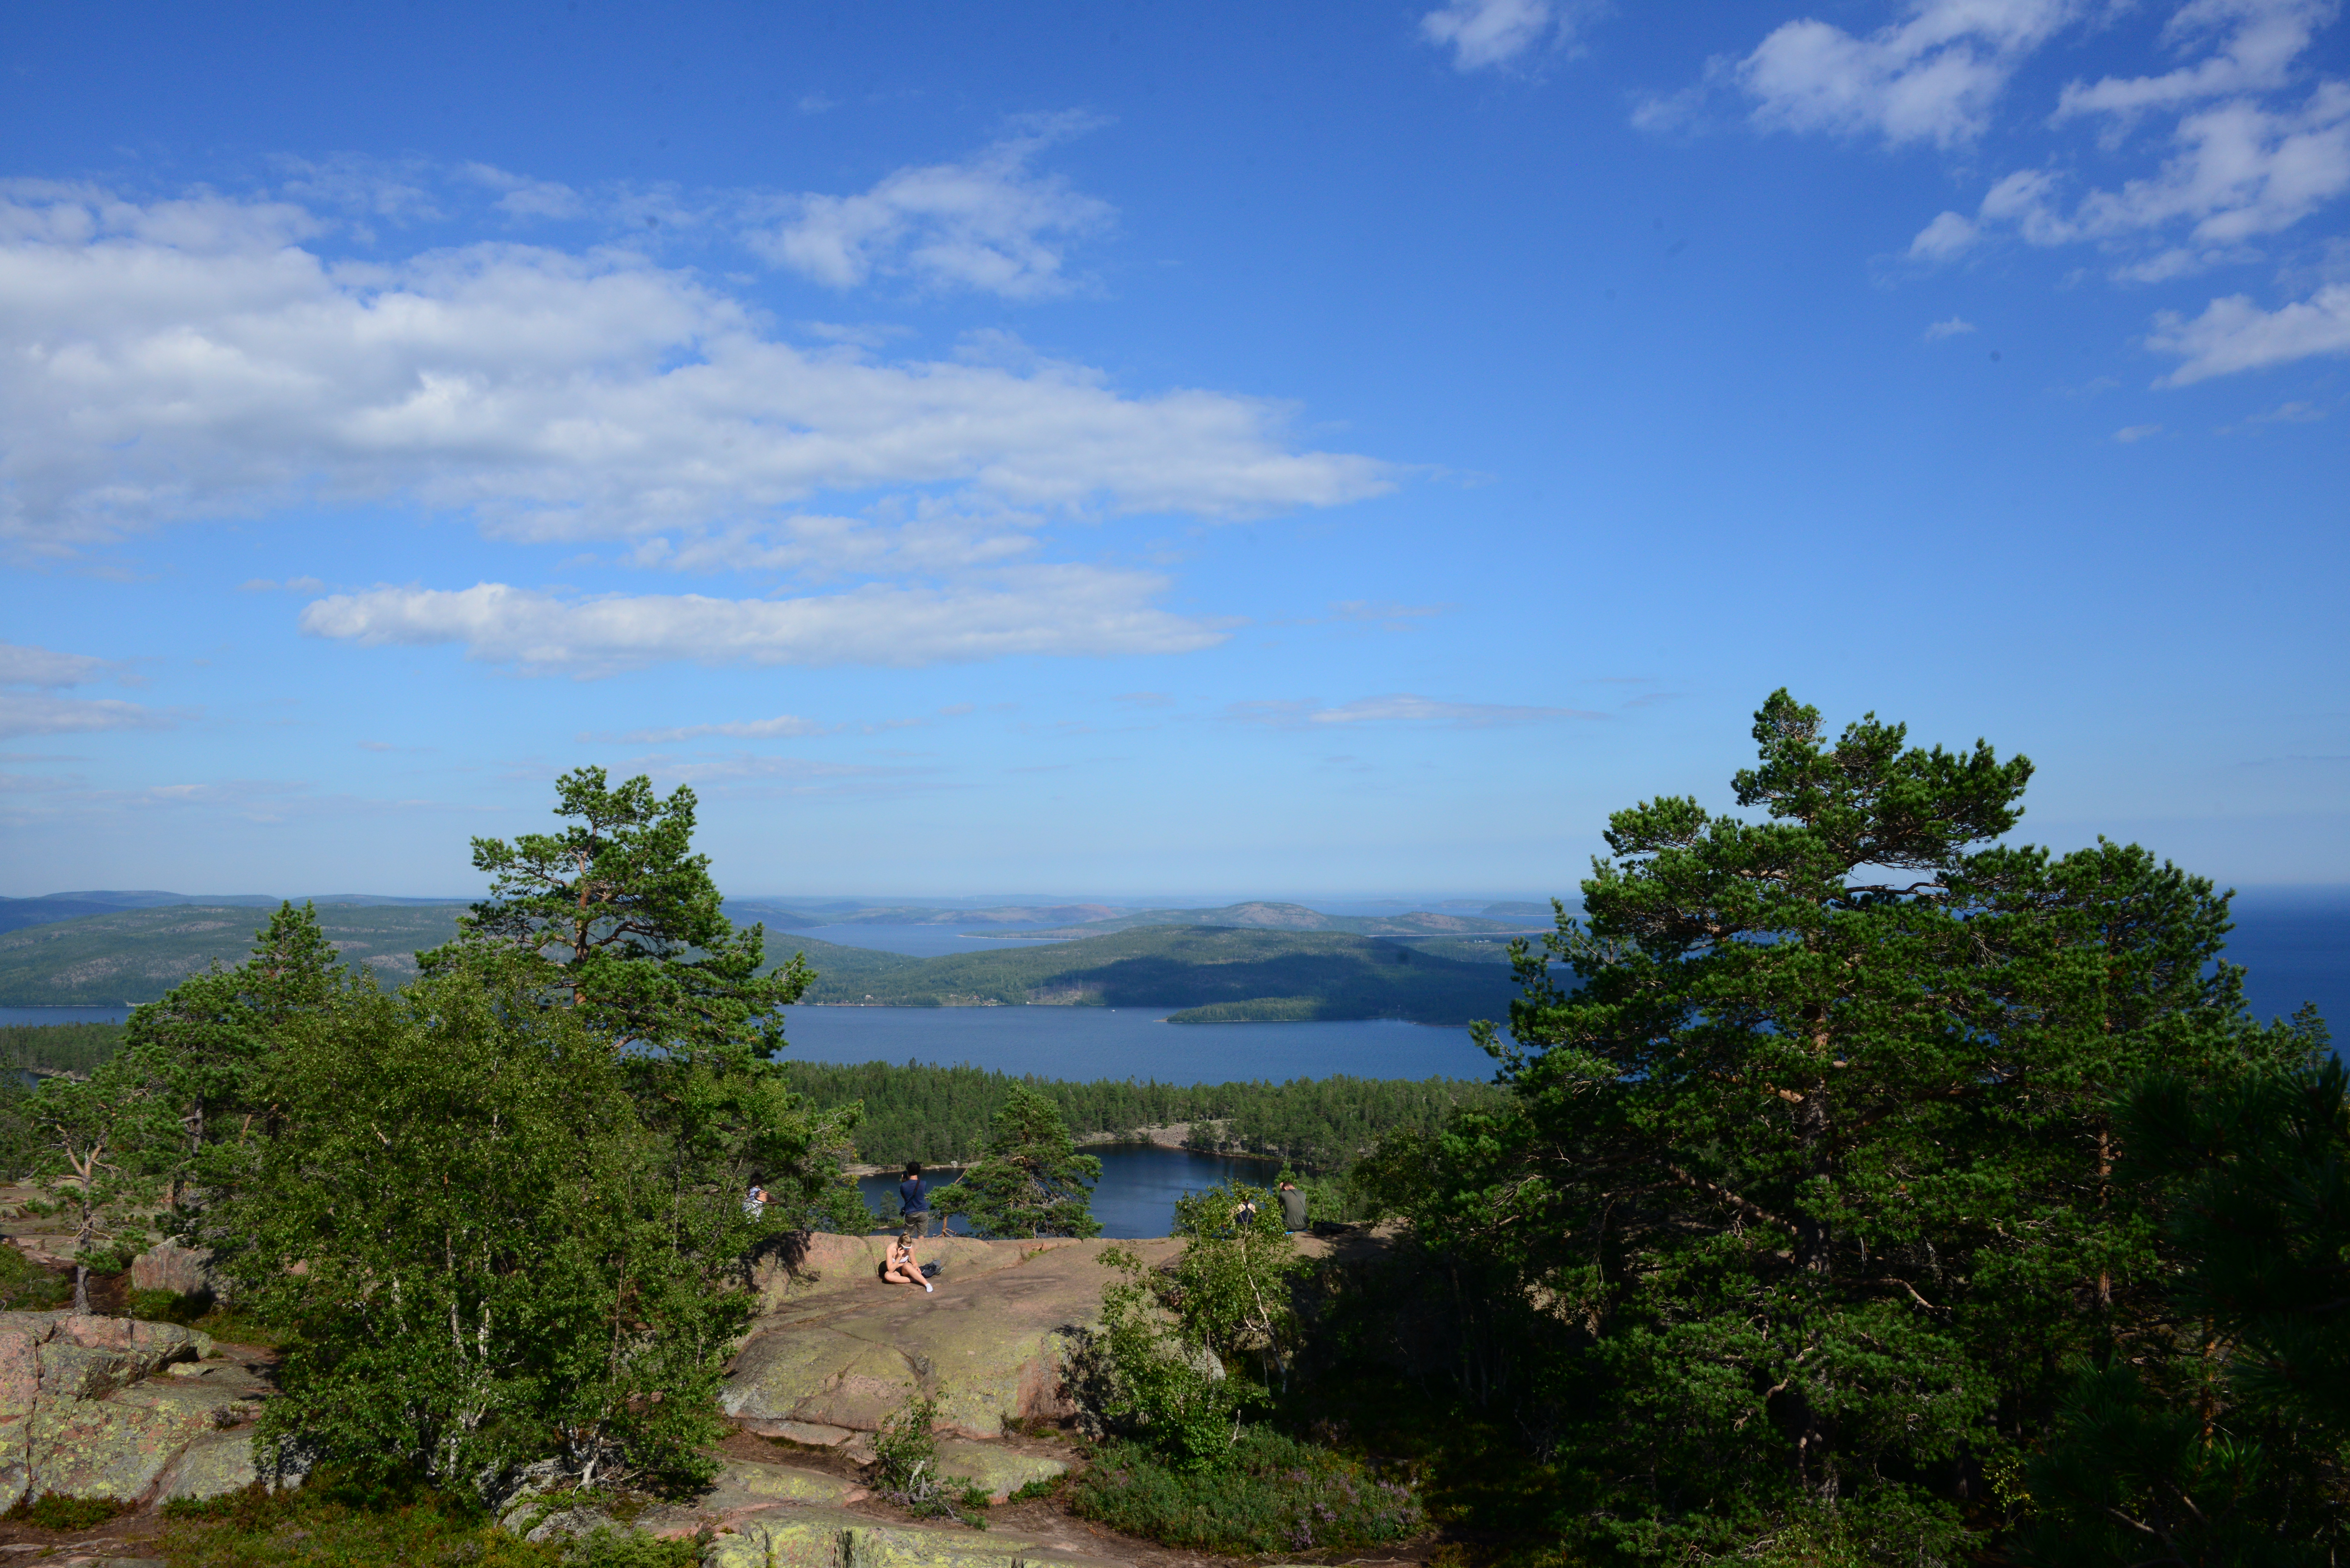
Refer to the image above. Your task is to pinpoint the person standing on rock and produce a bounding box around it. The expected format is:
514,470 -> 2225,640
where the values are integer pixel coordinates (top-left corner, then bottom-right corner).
898,1162 -> 933,1238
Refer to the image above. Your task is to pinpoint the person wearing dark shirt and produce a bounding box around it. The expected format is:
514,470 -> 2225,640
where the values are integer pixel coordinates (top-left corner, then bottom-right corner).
1278,1180 -> 1308,1233
898,1162 -> 932,1237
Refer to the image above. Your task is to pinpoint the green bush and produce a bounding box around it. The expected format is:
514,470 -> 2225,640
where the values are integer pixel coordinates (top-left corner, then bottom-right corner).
127,1285 -> 211,1325
871,1391 -> 990,1526
1070,1426 -> 1423,1554
160,1474 -> 697,1566
5,1491 -> 131,1529
0,1244 -> 68,1310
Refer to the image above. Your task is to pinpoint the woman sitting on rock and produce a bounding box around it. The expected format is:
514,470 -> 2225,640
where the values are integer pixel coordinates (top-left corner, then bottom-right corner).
880,1229 -> 932,1294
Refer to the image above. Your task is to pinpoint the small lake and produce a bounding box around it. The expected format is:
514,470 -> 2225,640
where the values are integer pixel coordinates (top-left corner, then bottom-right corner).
852,1144 -> 1280,1241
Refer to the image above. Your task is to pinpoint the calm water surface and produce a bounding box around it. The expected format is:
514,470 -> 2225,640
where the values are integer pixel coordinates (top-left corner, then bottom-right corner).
5,896 -> 2338,1055
853,1144 -> 1279,1241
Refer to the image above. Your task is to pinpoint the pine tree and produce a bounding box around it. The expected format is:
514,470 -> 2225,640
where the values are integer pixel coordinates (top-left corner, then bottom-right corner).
936,1085 -> 1102,1238
1387,690 -> 2295,1559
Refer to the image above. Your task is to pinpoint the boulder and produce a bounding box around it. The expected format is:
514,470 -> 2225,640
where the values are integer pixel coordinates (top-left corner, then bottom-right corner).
0,1311 -> 284,1508
128,1239 -> 227,1304
698,1503 -> 1128,1568
724,1236 -> 1179,1440
931,1437 -> 1066,1503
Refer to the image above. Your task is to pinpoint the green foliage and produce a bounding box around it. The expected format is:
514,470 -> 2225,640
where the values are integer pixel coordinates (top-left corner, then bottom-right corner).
4,1490 -> 131,1529
935,1085 -> 1101,1239
1371,691 -> 2306,1562
795,924 -> 1515,1022
229,967 -> 740,1498
417,766 -> 865,1242
871,1391 -> 991,1526
159,1471 -> 693,1566
23,1054 -> 174,1310
421,766 -> 808,1067
127,1284 -> 210,1325
1069,1426 -> 1425,1555
1086,1183 -> 1307,1469
777,1057 -> 1502,1172
0,1021 -> 124,1074
0,1243 -> 68,1310
2016,1035 -> 2350,1564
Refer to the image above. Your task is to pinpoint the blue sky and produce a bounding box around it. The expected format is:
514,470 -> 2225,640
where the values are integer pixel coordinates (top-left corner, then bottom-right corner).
2,0 -> 2344,900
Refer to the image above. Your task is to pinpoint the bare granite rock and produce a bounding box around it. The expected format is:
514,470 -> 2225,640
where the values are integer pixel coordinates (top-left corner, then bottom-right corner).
725,1235 -> 1181,1441
0,1310 -> 278,1507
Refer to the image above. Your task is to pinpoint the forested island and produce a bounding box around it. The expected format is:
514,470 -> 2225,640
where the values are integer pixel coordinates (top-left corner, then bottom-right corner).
0,691 -> 2340,1566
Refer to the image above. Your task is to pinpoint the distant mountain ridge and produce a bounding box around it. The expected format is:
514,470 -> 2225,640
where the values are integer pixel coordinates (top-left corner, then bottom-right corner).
989,901 -> 1547,939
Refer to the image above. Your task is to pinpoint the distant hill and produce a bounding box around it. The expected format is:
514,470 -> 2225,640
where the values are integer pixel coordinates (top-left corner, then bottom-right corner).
0,889 -> 477,939
989,900 -> 1544,940
0,904 -> 920,1007
728,900 -> 1121,929
797,924 -> 1519,1024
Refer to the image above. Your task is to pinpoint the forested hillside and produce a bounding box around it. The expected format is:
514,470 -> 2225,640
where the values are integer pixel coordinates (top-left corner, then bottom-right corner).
774,1057 -> 1505,1168
0,903 -> 917,1006
793,924 -> 1517,1022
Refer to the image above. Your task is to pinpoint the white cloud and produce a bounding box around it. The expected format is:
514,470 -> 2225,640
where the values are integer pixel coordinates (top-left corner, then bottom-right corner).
0,692 -> 174,737
1734,0 -> 2083,148
2056,0 -> 2338,122
2251,396 -> 2326,418
747,117 -> 1114,298
1910,211 -> 1982,259
2114,422 -> 2166,440
2147,282 -> 2350,380
0,641 -> 110,687
298,569 -> 1231,676
461,163 -> 587,222
610,715 -> 835,743
0,185 -> 1390,559
1419,0 -> 1586,71
1923,314 -> 1979,338
1957,82 -> 2350,259
1227,694 -> 1603,728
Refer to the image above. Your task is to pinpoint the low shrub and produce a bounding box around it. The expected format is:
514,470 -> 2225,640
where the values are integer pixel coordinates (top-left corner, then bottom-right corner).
159,1473 -> 697,1566
126,1285 -> 212,1325
871,1391 -> 991,1527
0,1245 -> 68,1311
5,1491 -> 130,1530
1069,1425 -> 1424,1555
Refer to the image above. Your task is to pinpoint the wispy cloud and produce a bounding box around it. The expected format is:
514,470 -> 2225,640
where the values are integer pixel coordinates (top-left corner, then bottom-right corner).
0,692 -> 179,738
1923,315 -> 1979,339
2148,283 -> 2350,381
1330,599 -> 1455,629
1419,0 -> 1593,72
1226,694 -> 1603,729
1721,0 -> 2086,149
299,569 -> 1233,676
0,641 -> 113,688
2054,0 -> 2338,122
2114,423 -> 2167,441
746,116 -> 1114,299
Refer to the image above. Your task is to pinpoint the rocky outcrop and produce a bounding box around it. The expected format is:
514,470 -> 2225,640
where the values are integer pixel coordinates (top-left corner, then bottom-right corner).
0,1310 -> 278,1506
726,1235 -> 1180,1441
128,1239 -> 228,1304
695,1503 -> 1126,1568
